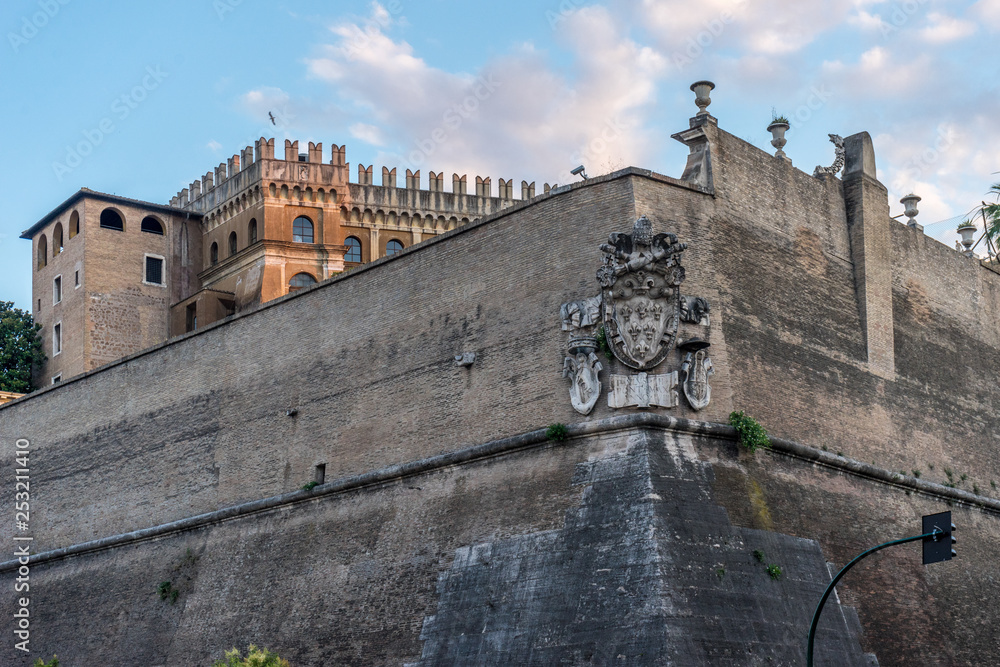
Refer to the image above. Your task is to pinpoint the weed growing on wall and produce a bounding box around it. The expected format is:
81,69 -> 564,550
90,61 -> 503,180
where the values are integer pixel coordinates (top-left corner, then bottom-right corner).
728,411 -> 770,452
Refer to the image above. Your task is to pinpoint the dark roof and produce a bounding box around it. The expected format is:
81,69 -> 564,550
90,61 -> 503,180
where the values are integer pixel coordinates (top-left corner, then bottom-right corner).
20,188 -> 202,239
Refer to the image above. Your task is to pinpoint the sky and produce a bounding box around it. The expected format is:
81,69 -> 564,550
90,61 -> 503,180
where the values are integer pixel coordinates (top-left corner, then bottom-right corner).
1,0 -> 998,312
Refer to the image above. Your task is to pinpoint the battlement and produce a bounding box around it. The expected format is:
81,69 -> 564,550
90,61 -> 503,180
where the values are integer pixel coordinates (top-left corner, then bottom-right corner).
171,137 -> 555,210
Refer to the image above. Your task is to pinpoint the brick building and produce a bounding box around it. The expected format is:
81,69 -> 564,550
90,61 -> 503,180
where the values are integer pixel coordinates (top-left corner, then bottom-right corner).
21,140 -> 543,383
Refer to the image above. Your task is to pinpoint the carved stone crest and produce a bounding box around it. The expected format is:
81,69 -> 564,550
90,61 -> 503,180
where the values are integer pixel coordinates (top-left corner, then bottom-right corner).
598,215 -> 687,370
679,339 -> 713,411
560,296 -> 604,415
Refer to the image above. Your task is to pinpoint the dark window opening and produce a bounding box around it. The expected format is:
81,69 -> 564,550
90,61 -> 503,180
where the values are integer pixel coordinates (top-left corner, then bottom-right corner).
229,231 -> 238,256
345,236 -> 362,262
219,298 -> 235,318
51,375 -> 62,384
69,210 -> 79,238
288,273 -> 317,291
186,303 -> 197,332
53,223 -> 63,255
145,256 -> 164,285
53,323 -> 62,355
141,216 -> 164,235
315,464 -> 326,485
37,235 -> 47,269
75,270 -> 80,287
210,242 -> 219,265
53,276 -> 62,304
248,218 -> 258,245
292,217 -> 314,243
100,209 -> 124,231
386,239 -> 404,256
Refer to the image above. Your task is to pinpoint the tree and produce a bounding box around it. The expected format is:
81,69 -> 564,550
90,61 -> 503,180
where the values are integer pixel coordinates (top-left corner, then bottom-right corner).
980,183 -> 1000,256
211,645 -> 291,667
0,301 -> 45,393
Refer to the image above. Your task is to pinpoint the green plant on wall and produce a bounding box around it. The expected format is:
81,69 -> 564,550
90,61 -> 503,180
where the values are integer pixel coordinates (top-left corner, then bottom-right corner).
33,656 -> 58,667
546,423 -> 569,442
211,645 -> 290,667
157,581 -> 179,604
729,411 -> 770,452
596,326 -> 613,360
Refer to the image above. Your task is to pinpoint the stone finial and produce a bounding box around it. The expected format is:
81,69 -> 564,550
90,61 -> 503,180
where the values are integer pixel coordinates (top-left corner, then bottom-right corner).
521,180 -> 535,200
690,81 -> 715,117
900,194 -> 922,231
284,139 -> 299,162
453,174 -> 467,195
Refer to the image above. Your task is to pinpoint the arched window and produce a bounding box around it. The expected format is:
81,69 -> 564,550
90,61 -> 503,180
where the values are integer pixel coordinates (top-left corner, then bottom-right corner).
292,216 -> 313,243
53,223 -> 63,256
229,231 -> 238,256
288,272 -> 317,291
37,234 -> 47,269
386,239 -> 404,256
141,216 -> 164,235
248,218 -> 257,245
210,242 -> 219,265
69,210 -> 79,238
344,236 -> 362,262
100,208 -> 124,231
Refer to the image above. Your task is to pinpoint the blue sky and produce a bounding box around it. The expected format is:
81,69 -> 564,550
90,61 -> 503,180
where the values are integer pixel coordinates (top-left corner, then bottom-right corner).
2,0 -> 998,311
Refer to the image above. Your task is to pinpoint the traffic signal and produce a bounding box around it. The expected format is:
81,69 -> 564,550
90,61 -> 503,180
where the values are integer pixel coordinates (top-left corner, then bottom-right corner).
922,511 -> 956,565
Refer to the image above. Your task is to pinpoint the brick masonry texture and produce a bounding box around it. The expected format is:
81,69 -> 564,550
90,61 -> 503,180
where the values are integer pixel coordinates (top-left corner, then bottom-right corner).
2,121 -> 999,664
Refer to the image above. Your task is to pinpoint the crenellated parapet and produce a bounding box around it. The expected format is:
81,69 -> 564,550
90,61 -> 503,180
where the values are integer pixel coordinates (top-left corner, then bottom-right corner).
170,137 -> 555,236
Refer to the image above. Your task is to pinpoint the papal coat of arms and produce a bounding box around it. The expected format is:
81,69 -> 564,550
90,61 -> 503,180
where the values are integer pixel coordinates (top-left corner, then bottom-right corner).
559,215 -> 713,414
597,215 -> 687,370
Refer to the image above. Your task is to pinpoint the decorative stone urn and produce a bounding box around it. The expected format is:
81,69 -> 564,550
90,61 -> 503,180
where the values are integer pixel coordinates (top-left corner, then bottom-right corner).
957,222 -> 977,257
767,120 -> 791,162
900,193 -> 922,230
690,81 -> 715,117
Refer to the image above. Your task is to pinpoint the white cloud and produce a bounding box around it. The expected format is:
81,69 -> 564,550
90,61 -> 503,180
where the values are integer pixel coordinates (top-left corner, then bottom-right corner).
349,123 -> 385,146
206,140 -> 223,152
972,0 -> 1000,30
919,12 -> 976,43
301,3 -> 667,184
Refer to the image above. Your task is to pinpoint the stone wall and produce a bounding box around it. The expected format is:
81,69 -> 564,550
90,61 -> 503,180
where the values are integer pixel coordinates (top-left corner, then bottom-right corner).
3,120 -> 1000,664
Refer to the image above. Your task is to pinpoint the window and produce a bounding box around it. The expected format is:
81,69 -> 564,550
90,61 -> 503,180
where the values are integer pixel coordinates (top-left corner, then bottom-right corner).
100,209 -> 124,231
53,223 -> 64,255
292,216 -> 314,243
248,218 -> 258,245
37,299 -> 40,311
75,270 -> 80,288
69,210 -> 79,238
53,276 -> 62,304
141,216 -> 164,235
37,235 -> 47,269
386,239 -> 404,256
315,463 -> 326,485
229,231 -> 238,256
186,303 -> 197,333
344,236 -> 362,262
210,242 -> 219,265
53,323 -> 62,356
51,375 -> 62,384
144,255 -> 164,286
288,273 -> 317,291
